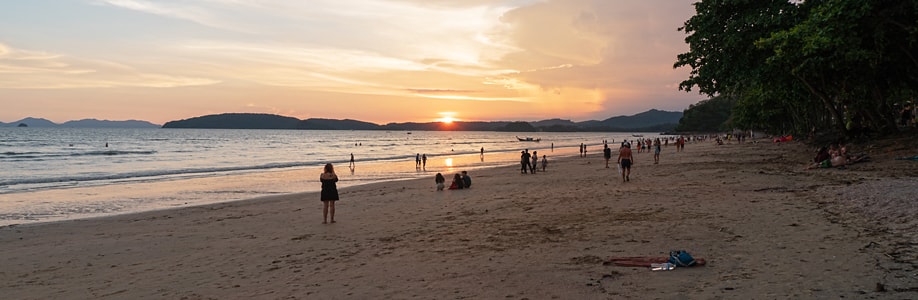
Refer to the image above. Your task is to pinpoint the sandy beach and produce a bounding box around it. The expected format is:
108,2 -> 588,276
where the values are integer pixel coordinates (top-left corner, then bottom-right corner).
1,137 -> 916,299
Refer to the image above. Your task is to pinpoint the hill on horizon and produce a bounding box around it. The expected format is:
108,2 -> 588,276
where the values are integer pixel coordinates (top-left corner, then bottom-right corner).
0,118 -> 160,128
160,110 -> 683,132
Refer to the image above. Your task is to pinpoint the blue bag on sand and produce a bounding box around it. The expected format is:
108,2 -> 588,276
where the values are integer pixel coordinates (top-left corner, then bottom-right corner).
668,250 -> 697,267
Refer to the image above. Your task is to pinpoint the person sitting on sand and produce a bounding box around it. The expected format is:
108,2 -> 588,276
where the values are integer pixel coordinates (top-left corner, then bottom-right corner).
838,142 -> 870,164
813,146 -> 831,164
806,149 -> 847,170
435,173 -> 446,191
461,171 -> 471,188
448,173 -> 463,190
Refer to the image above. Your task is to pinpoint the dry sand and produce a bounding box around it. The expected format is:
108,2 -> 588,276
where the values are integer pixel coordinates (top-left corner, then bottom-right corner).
1,137 -> 916,299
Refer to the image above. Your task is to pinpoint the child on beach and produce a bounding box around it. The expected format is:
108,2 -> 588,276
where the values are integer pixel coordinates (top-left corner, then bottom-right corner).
541,155 -> 547,172
435,173 -> 446,191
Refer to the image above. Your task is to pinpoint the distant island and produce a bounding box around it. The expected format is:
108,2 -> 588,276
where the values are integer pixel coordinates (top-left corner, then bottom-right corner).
0,118 -> 160,128
2,109 -> 685,132
161,110 -> 683,132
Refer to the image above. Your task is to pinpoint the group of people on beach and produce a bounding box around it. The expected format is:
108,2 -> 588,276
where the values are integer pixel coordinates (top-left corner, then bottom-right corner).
415,153 -> 428,170
520,149 -> 548,174
435,171 -> 471,190
321,137 -> 688,223
805,142 -> 869,170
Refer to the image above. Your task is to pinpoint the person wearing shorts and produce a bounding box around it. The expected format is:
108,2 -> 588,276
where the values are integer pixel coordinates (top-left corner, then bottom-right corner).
618,142 -> 634,182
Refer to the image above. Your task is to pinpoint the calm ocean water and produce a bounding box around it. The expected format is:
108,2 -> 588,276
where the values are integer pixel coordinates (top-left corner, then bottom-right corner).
0,128 -> 646,225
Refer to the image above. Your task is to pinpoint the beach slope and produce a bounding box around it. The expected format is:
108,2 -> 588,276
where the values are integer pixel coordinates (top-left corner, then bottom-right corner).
1,139 -> 916,299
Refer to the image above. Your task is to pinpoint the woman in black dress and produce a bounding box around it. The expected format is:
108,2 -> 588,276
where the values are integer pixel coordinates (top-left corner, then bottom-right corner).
320,163 -> 339,224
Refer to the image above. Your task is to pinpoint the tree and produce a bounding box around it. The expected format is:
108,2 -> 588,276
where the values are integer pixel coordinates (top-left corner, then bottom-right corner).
675,95 -> 735,132
759,0 -> 918,136
674,0 -> 798,97
675,0 -> 918,138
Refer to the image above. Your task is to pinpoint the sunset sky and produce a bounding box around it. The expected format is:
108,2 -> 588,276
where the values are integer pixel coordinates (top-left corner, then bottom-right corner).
1,0 -> 706,125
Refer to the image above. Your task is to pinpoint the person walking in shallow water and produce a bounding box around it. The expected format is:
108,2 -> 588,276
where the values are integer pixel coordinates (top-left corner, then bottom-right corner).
320,163 -> 339,224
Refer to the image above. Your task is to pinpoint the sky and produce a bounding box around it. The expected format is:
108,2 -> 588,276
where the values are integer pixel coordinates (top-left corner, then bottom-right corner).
0,0 -> 707,125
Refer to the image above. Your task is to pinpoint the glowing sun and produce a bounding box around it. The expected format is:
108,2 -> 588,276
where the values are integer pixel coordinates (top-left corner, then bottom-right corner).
436,112 -> 458,124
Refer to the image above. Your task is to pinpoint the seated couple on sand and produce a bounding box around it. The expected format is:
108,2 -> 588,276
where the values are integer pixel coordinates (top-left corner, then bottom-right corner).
436,171 -> 471,190
806,143 -> 869,170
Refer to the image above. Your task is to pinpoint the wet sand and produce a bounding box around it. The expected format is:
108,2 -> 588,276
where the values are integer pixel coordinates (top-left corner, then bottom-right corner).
0,145 -> 578,226
1,137 -> 916,299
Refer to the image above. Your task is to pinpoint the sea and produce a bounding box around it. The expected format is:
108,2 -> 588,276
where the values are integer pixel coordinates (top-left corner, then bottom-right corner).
0,128 -> 650,226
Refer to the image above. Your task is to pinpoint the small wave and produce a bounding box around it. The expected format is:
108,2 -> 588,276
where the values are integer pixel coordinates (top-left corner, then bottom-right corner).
2,150 -> 157,160
73,150 -> 158,156
0,160 -> 322,188
2,151 -> 43,156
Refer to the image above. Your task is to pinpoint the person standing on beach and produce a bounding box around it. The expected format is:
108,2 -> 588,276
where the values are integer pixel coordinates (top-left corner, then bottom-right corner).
579,143 -> 584,157
531,150 -> 538,173
416,153 -> 421,169
653,138 -> 661,164
603,144 -> 612,168
422,154 -> 427,170
541,155 -> 548,172
618,143 -> 633,182
320,163 -> 339,224
520,149 -> 530,174
349,153 -> 355,168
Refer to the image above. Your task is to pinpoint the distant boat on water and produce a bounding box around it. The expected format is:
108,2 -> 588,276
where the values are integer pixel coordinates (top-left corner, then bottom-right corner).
631,134 -> 644,137
516,136 -> 541,142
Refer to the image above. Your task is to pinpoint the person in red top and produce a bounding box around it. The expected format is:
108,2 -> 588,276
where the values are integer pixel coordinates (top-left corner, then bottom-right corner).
618,142 -> 634,182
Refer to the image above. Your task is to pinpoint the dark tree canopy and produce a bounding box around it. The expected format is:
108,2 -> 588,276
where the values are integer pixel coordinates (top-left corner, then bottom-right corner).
675,95 -> 735,132
675,0 -> 918,139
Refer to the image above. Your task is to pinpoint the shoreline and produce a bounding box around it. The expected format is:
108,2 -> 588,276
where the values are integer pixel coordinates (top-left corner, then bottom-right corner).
1,138 -> 915,298
0,144 -> 586,227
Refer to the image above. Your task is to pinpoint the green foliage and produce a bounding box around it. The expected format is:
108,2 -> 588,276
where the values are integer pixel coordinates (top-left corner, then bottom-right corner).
675,0 -> 918,139
675,95 -> 735,132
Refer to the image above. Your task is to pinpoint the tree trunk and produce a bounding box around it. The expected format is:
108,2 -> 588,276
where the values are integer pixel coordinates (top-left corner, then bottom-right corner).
795,74 -> 848,136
